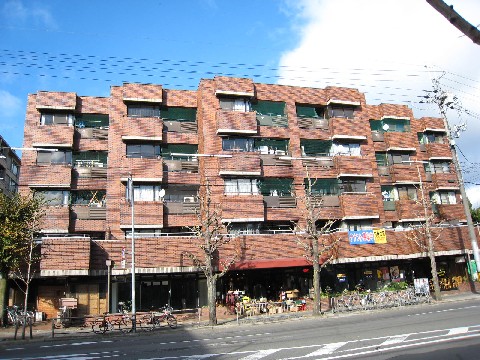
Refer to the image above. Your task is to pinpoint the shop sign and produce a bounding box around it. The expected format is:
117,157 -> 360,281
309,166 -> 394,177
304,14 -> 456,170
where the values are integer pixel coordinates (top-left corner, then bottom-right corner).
373,228 -> 387,243
348,230 -> 375,244
348,229 -> 388,245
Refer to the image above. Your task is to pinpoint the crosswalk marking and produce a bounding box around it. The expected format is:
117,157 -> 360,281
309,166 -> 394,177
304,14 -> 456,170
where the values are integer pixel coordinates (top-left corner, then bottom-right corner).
380,334 -> 409,346
304,342 -> 347,356
448,326 -> 469,335
238,349 -> 280,360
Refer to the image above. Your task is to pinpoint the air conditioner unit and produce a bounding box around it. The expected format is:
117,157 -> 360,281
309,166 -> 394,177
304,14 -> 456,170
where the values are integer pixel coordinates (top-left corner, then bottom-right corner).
184,196 -> 195,203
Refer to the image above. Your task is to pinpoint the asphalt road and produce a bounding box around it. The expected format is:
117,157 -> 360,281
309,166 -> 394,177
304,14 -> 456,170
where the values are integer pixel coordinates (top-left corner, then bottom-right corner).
2,298 -> 480,359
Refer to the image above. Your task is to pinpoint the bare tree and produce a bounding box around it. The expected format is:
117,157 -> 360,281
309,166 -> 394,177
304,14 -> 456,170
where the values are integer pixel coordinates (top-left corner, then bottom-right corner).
404,164 -> 442,300
185,180 -> 237,325
426,0 -> 480,45
294,172 -> 339,315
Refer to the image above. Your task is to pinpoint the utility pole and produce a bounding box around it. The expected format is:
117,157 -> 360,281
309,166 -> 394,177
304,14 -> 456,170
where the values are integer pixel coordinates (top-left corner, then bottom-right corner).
421,76 -> 480,274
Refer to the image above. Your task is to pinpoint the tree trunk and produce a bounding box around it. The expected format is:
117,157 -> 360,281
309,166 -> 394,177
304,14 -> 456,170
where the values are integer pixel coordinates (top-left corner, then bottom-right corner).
312,238 -> 322,316
207,276 -> 217,326
312,262 -> 321,315
428,247 -> 442,301
0,272 -> 8,326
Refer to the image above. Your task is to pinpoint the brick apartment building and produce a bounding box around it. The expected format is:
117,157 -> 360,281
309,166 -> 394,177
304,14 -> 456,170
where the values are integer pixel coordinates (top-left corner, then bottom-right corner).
17,76 -> 476,318
0,134 -> 21,197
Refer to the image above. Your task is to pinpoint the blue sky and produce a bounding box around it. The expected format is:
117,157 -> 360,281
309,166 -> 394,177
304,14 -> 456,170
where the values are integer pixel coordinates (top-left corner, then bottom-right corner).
1,0 -> 480,204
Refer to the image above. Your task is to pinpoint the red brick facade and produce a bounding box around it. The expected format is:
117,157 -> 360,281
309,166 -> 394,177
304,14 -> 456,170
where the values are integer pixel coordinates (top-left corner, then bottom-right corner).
18,76 -> 476,288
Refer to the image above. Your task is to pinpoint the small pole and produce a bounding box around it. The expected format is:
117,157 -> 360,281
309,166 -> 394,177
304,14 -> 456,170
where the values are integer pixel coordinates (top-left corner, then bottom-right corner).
51,319 -> 55,338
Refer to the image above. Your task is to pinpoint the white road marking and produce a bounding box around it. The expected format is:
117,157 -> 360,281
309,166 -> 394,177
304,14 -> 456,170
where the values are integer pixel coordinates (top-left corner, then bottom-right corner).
304,342 -> 347,356
238,349 -> 280,360
380,335 -> 409,346
448,326 -> 469,335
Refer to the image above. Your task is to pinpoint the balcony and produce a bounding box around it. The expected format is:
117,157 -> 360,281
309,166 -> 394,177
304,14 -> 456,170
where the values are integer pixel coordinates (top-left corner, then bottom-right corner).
256,113 -> 288,127
23,165 -> 71,187
431,172 -> 458,189
41,206 -> 70,233
219,156 -> 261,176
121,117 -> 163,140
70,205 -> 106,232
384,132 -> 417,150
436,204 -> 466,221
164,201 -> 199,214
221,195 -> 264,222
121,157 -> 163,180
335,156 -> 372,177
164,159 -> 198,173
76,127 -> 108,140
120,202 -> 164,227
217,110 -> 257,135
163,120 -> 197,133
340,193 -> 378,219
389,164 -> 420,183
396,200 -> 426,220
297,117 -> 329,130
330,118 -> 369,138
425,143 -> 452,159
263,195 -> 296,208
32,125 -> 74,147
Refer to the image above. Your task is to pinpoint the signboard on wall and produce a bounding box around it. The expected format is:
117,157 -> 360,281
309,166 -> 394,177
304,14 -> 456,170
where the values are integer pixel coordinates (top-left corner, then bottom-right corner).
348,229 -> 388,245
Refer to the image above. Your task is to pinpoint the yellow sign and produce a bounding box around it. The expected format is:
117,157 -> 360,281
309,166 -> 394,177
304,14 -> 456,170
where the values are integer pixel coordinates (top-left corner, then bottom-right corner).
373,229 -> 387,244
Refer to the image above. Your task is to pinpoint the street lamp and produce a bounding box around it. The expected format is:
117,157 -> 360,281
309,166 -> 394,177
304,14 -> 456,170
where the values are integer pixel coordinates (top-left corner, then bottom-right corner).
105,259 -> 112,314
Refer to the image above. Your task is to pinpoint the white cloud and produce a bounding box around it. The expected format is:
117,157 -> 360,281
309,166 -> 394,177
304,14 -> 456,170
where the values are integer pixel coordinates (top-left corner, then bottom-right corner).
2,0 -> 57,28
279,0 -> 480,202
466,186 -> 480,209
0,90 -> 22,118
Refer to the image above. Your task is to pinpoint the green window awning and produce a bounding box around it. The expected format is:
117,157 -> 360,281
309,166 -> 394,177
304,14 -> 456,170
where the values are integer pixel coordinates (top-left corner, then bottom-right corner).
301,139 -> 332,156
258,178 -> 293,196
296,105 -> 317,118
252,101 -> 286,116
161,107 -> 197,122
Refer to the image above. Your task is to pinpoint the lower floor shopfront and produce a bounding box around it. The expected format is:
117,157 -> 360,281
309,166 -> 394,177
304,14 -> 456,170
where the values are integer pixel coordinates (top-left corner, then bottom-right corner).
10,252 -> 475,320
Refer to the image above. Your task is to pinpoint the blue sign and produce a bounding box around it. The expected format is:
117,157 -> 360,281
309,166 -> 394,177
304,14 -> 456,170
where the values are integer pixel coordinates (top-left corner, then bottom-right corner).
348,230 -> 375,245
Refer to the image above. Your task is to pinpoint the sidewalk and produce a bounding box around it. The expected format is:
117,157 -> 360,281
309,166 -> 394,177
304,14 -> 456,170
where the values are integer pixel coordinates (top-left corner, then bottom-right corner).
1,290 -> 479,343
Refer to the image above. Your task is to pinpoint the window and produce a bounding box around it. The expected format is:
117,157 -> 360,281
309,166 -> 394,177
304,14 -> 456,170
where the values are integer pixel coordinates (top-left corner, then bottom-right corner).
71,190 -> 106,206
418,132 -> 446,144
126,143 -> 161,158
129,184 -> 163,201
328,106 -> 354,119
331,142 -> 361,156
73,151 -> 108,167
224,178 -> 259,195
125,228 -> 162,238
307,178 -> 339,195
296,105 -> 326,118
381,186 -> 395,201
8,178 -> 17,193
228,222 -> 260,235
37,150 -> 72,165
75,114 -> 109,129
127,103 -> 160,118
252,101 -> 285,116
160,107 -> 197,122
301,139 -> 332,157
342,220 -> 372,231
40,113 -> 74,126
254,138 -> 289,155
370,119 -> 410,132
431,191 -> 456,205
425,161 -> 450,174
10,162 -> 19,176
376,152 -> 412,166
339,179 -> 366,193
36,190 -> 69,206
219,98 -> 251,112
163,185 -> 198,202
222,137 -> 254,152
397,185 -> 417,200
161,144 -> 198,160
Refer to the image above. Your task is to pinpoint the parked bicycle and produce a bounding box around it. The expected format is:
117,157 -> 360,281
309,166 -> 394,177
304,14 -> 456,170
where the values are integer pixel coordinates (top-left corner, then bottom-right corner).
5,305 -> 34,327
151,305 -> 177,329
91,313 -> 114,334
